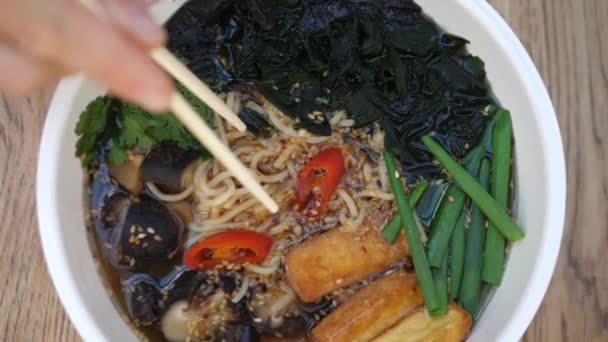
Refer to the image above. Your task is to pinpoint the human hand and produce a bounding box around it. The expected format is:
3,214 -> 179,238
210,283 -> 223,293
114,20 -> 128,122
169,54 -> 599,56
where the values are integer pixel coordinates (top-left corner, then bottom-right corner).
0,0 -> 172,112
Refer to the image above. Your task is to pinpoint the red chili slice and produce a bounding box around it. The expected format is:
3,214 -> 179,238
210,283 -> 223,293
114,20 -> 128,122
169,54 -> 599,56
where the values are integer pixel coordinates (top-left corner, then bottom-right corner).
183,230 -> 273,270
295,147 -> 345,216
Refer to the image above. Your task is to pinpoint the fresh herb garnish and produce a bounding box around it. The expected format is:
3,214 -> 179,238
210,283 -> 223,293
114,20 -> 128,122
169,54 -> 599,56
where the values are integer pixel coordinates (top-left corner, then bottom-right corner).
75,84 -> 214,169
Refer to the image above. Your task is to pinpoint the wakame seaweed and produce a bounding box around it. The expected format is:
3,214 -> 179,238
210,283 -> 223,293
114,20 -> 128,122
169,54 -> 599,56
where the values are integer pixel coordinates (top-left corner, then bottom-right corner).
167,0 -> 493,178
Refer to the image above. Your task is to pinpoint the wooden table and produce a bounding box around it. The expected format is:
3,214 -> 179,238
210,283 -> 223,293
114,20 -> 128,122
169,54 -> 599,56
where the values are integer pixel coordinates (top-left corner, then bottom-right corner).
0,0 -> 606,341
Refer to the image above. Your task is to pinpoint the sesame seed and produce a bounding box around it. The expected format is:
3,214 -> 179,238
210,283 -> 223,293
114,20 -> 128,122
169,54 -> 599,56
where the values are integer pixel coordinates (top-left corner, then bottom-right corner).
394,170 -> 400,178
137,233 -> 146,239
130,226 -> 135,233
147,227 -> 155,234
448,195 -> 455,202
253,318 -> 263,323
308,113 -> 316,120
336,278 -> 344,284
154,235 -> 163,242
294,97 -> 301,103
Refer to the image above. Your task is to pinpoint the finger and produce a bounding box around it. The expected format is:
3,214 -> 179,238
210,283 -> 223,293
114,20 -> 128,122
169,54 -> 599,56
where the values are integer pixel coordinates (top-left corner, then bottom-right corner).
0,43 -> 62,94
2,0 -> 173,112
97,0 -> 167,48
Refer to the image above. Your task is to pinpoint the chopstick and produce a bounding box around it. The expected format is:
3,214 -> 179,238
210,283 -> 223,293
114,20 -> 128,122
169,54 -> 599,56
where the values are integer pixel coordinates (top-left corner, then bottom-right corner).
76,0 -> 279,213
171,93 -> 278,213
150,48 -> 247,132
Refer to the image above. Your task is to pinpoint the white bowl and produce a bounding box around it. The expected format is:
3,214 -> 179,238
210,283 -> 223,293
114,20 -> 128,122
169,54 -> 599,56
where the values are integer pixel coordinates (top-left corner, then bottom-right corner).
36,0 -> 566,341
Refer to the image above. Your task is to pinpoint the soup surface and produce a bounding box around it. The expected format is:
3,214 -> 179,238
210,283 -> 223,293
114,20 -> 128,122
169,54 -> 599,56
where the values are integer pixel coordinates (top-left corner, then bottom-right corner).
76,1 -> 520,341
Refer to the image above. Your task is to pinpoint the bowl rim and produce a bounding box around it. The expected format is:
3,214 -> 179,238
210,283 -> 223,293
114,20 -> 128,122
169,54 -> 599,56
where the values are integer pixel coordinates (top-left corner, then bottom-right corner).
36,1 -> 566,341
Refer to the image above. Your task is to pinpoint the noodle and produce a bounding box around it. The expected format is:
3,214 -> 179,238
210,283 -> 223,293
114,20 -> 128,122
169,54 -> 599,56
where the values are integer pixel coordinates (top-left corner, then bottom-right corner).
189,220 -> 251,232
203,181 -> 236,207
273,145 -> 296,169
246,256 -> 280,275
338,119 -> 355,127
146,182 -> 194,202
308,136 -> 331,144
255,170 -> 289,183
267,105 -> 298,137
245,101 -> 266,114
201,197 -> 259,225
268,223 -> 289,235
356,190 -> 395,201
286,162 -> 298,181
232,91 -> 241,114
337,189 -> 358,218
251,149 -> 278,170
379,155 -> 389,190
231,276 -> 250,303
188,100 -> 394,254
215,111 -> 227,144
363,163 -> 372,182
329,110 -> 345,126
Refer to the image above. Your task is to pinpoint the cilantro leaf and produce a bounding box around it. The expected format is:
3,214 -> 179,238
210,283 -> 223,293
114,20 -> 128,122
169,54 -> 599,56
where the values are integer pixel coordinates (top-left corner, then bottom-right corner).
74,83 -> 216,169
74,96 -> 111,160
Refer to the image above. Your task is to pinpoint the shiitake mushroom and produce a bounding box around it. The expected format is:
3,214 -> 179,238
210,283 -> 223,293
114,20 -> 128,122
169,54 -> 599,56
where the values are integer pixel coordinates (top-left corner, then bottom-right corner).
123,274 -> 163,326
247,286 -> 315,338
160,266 -> 209,306
140,143 -> 198,194
115,196 -> 182,268
221,323 -> 260,342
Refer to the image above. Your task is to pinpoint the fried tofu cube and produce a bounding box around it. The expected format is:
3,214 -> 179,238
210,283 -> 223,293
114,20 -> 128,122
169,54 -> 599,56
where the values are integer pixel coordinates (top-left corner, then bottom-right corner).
372,302 -> 472,342
285,227 -> 409,303
311,271 -> 422,342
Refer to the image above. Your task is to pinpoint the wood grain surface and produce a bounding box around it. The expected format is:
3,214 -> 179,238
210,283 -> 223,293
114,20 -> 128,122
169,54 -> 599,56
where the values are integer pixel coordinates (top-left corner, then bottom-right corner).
0,0 -> 606,341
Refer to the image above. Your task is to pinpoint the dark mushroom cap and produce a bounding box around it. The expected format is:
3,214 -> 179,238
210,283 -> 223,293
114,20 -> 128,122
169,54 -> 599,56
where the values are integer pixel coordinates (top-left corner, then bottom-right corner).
115,196 -> 182,268
123,274 -> 163,326
248,286 -> 314,337
89,164 -> 129,227
140,143 -> 198,194
221,322 -> 261,342
160,266 -> 208,306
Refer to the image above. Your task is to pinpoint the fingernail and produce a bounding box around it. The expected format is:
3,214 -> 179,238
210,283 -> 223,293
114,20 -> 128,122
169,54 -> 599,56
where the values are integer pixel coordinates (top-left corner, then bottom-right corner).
126,4 -> 166,47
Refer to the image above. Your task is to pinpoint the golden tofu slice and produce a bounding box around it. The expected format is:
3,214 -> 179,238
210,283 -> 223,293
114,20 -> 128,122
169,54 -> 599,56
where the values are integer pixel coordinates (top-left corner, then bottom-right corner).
311,271 -> 422,342
285,227 -> 409,303
372,302 -> 472,342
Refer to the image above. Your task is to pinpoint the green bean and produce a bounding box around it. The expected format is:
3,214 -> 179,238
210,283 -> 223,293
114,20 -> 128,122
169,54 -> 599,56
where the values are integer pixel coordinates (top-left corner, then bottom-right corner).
460,158 -> 491,317
482,110 -> 513,284
462,113 -> 498,175
426,186 -> 467,268
383,151 -> 441,315
449,210 -> 466,300
421,135 -> 523,241
433,253 -> 449,316
381,180 -> 429,243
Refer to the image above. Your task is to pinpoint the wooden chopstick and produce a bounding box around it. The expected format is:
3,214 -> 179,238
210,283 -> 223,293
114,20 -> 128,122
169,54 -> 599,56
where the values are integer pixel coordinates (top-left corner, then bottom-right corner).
150,48 -> 247,132
76,0 -> 279,213
171,93 -> 278,213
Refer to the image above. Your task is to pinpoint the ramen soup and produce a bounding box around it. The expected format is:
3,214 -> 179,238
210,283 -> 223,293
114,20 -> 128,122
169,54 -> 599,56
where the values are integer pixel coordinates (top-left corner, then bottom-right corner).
75,1 -> 523,341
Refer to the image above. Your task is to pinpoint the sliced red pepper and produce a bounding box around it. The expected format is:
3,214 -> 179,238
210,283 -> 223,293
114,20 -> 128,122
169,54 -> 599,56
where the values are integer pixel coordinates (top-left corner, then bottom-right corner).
183,230 -> 273,270
295,147 -> 345,216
